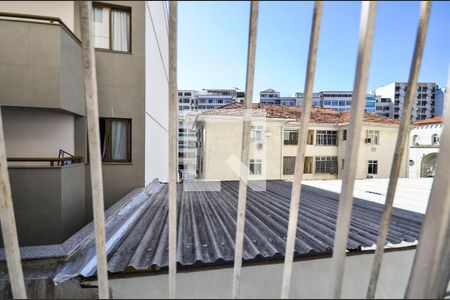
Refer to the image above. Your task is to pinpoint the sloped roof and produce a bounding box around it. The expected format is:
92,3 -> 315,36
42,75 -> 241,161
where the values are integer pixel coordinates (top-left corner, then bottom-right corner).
201,103 -> 400,125
260,88 -> 279,93
414,116 -> 443,125
55,180 -> 423,279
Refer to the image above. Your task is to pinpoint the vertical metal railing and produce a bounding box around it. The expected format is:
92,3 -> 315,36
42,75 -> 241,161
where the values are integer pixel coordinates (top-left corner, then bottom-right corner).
232,1 -> 258,299
0,111 -> 27,299
404,70 -> 450,298
279,2 -> 323,299
329,2 -> 377,299
168,1 -> 178,299
366,2 -> 431,298
79,2 -> 109,299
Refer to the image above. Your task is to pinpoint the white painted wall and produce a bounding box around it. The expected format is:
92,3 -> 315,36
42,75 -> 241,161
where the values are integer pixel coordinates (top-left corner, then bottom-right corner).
408,123 -> 442,178
144,1 -> 169,184
2,107 -> 75,158
107,249 -> 416,299
0,1 -> 75,31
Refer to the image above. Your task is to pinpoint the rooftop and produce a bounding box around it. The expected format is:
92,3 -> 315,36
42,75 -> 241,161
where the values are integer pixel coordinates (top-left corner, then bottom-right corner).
53,179 -> 424,282
200,103 -> 400,125
414,116 -> 443,125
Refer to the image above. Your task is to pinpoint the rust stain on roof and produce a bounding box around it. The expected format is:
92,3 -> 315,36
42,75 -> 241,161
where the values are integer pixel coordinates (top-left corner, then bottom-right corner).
414,116 -> 443,125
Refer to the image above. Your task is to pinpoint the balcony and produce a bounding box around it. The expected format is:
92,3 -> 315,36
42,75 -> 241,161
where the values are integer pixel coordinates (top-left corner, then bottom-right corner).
0,13 -> 84,115
3,160 -> 86,246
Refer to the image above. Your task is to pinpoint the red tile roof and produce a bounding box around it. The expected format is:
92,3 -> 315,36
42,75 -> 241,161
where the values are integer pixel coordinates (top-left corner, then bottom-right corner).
414,116 -> 443,125
201,103 -> 400,125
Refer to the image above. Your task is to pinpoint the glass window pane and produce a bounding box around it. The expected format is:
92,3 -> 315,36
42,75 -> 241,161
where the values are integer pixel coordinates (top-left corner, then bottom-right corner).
112,10 -> 131,52
110,120 -> 128,160
93,7 -> 110,49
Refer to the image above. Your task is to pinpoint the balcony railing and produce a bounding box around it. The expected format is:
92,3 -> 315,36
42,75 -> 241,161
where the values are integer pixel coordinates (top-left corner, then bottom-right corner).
7,156 -> 83,167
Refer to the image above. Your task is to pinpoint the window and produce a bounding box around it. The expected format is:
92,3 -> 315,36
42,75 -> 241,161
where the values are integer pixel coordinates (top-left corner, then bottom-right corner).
284,129 -> 298,145
99,118 -> 131,162
366,130 -> 379,145
412,135 -> 419,145
251,126 -> 263,142
283,156 -> 296,175
432,134 -> 439,145
341,159 -> 345,170
249,159 -> 262,175
342,130 -> 347,141
316,130 -> 338,145
368,160 -> 378,175
315,156 -> 337,174
93,3 -> 131,52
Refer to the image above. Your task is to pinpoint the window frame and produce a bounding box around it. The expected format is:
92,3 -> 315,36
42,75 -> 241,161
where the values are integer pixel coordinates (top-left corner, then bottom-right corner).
99,117 -> 132,163
283,129 -> 299,145
249,159 -> 262,175
368,160 -> 378,175
316,130 -> 338,146
283,156 -> 296,175
366,130 -> 380,145
92,2 -> 132,54
315,156 -> 338,174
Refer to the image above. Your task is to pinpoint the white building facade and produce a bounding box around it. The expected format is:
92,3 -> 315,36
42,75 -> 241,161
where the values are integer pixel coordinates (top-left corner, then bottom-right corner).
408,117 -> 442,178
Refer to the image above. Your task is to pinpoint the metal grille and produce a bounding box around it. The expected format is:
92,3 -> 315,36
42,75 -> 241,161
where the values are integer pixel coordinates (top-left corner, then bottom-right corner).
0,1 -> 448,300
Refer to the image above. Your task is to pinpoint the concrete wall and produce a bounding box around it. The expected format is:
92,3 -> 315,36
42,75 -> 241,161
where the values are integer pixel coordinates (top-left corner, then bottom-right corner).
2,107 -> 75,160
83,1 -> 147,209
0,19 -> 84,115
107,249 -> 416,299
0,1 -> 75,31
5,164 -> 85,246
339,124 -> 408,179
145,1 -> 169,183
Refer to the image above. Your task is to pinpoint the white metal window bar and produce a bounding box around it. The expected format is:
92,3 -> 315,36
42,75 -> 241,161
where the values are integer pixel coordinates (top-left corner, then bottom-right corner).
366,2 -> 431,298
280,1 -> 323,298
232,1 -> 258,298
0,113 -> 27,299
79,2 -> 109,299
168,1 -> 178,299
329,2 -> 377,298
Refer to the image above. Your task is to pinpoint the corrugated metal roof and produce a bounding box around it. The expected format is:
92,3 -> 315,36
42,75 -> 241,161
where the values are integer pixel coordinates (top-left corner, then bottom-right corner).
54,180 -> 423,280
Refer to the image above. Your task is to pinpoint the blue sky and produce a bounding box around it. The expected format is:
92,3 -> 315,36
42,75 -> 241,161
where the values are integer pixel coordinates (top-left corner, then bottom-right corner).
178,1 -> 450,100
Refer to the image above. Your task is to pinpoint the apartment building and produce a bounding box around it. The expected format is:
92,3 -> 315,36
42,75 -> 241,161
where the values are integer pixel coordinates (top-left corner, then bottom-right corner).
295,91 -> 321,107
375,96 -> 393,117
264,89 -> 377,113
319,91 -> 377,113
0,1 -> 168,246
409,116 -> 442,178
195,103 -> 406,181
435,87 -> 447,117
374,82 -> 437,121
177,88 -> 243,179
259,88 -> 296,106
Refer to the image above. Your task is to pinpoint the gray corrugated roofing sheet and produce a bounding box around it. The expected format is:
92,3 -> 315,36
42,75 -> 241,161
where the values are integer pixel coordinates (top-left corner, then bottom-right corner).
54,180 -> 423,280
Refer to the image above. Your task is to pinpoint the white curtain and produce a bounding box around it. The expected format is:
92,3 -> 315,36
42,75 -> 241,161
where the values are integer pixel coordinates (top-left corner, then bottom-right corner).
111,121 -> 127,160
112,10 -> 130,52
93,7 -> 110,49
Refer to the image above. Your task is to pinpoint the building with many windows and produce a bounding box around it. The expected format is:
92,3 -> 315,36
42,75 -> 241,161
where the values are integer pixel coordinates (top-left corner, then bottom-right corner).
195,103 -> 406,181
259,89 -> 296,106
0,1 -> 169,246
374,82 -> 437,121
435,87 -> 447,117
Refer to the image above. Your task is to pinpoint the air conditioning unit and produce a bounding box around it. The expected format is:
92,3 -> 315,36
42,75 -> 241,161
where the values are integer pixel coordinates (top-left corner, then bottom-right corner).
257,143 -> 263,150
367,175 -> 374,179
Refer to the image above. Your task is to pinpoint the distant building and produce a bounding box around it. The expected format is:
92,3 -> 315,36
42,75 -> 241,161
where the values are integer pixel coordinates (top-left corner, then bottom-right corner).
264,90 -> 377,113
195,103 -> 406,181
259,89 -> 296,106
177,88 -> 243,179
295,92 -> 321,107
435,87 -> 447,117
319,91 -> 377,113
375,96 -> 393,118
408,116 -> 442,178
374,82 -> 437,121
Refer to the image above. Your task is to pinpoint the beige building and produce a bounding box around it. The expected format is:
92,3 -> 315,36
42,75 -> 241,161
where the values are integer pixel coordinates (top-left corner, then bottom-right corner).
195,103 -> 407,181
